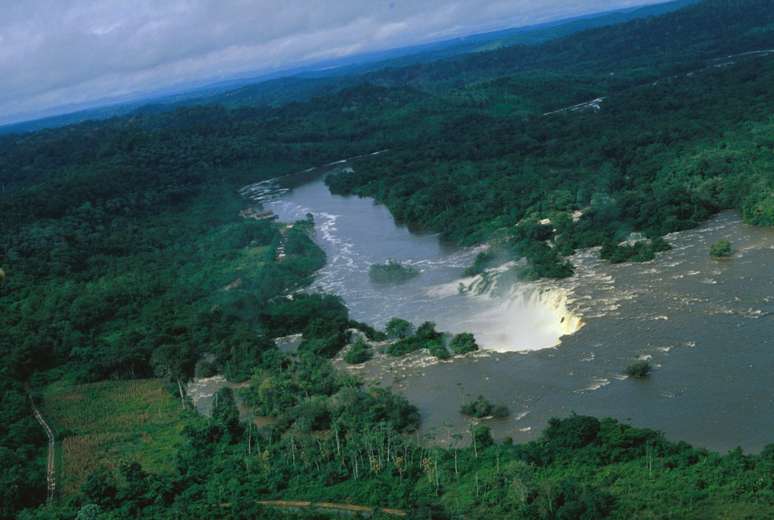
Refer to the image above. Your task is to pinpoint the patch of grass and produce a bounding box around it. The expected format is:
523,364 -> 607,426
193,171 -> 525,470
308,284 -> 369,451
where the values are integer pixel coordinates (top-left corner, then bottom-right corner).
42,379 -> 187,496
233,245 -> 272,271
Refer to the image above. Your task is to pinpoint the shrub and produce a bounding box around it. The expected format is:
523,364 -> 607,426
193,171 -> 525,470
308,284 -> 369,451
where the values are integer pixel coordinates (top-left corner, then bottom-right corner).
368,260 -> 420,284
471,425 -> 494,449
543,415 -> 601,450
428,342 -> 450,360
387,337 -> 420,356
450,332 -> 479,355
344,340 -> 372,365
385,317 -> 414,339
385,321 -> 449,358
464,251 -> 496,277
625,360 -> 652,378
460,396 -> 509,418
710,239 -> 733,258
349,321 -> 387,341
601,237 -> 671,264
416,321 -> 441,341
195,359 -> 217,378
82,467 -> 117,508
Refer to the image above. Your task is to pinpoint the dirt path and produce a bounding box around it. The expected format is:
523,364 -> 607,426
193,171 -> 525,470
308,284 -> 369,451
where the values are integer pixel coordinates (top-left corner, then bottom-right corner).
30,397 -> 56,503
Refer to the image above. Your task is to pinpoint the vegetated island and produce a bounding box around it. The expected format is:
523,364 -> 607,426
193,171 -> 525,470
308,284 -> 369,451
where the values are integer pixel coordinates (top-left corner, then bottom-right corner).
710,239 -> 734,258
625,360 -> 653,379
368,259 -> 420,284
384,319 -> 481,360
461,395 -> 510,418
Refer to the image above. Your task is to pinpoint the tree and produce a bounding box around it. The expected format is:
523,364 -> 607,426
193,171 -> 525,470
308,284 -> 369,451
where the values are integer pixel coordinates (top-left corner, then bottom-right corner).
710,239 -> 733,258
625,360 -> 652,379
212,387 -> 242,439
368,260 -> 420,284
76,504 -> 102,520
344,339 -> 372,364
385,318 -> 414,339
428,342 -> 451,360
150,343 -> 196,406
450,333 -> 479,355
461,396 -> 509,418
81,467 -> 117,508
471,425 -> 494,454
416,321 -> 440,341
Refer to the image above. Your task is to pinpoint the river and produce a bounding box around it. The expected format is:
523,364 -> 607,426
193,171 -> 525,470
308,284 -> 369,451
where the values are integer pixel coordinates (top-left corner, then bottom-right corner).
241,161 -> 774,453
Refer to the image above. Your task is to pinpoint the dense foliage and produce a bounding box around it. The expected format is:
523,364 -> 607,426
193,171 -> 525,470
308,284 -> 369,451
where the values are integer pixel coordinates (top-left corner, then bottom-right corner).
328,55 -> 774,276
0,379 -> 45,517
386,321 -> 451,359
21,406 -> 774,519
0,91 -> 375,515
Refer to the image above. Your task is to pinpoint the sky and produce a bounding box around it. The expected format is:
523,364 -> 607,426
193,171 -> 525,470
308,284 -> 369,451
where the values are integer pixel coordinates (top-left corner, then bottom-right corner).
0,0 -> 664,125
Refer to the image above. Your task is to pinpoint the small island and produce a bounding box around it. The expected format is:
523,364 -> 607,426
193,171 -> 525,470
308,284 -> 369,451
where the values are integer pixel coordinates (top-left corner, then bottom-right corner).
460,395 -> 509,418
368,260 -> 420,284
625,360 -> 653,379
710,239 -> 733,258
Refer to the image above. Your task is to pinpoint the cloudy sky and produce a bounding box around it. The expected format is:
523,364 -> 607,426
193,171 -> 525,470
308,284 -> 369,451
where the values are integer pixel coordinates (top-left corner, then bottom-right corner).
1,0 -> 664,124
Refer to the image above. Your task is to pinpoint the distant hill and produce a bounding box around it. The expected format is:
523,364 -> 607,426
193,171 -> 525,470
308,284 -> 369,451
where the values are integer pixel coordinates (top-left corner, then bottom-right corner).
191,0 -> 699,109
0,0 -> 695,135
359,0 -> 774,91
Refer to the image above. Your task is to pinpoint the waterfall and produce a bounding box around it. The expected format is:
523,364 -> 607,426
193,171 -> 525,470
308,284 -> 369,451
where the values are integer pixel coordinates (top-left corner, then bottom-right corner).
449,264 -> 584,352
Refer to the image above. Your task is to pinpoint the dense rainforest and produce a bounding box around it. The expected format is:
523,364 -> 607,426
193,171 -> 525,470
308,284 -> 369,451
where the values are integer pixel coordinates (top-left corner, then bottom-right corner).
2,0 -> 774,518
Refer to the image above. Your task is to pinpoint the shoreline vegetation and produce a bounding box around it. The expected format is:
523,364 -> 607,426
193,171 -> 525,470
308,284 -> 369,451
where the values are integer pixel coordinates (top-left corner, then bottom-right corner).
339,319 -> 481,362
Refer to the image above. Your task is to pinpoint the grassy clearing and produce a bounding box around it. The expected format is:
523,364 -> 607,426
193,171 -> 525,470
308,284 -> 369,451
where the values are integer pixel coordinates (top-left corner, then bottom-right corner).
42,379 -> 186,496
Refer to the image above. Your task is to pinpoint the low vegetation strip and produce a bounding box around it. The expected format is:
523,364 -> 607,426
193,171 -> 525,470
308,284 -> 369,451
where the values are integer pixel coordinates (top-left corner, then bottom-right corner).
41,379 -> 186,496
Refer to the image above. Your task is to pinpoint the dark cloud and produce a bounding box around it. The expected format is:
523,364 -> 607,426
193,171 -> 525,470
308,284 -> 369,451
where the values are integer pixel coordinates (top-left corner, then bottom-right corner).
0,0 -> 662,123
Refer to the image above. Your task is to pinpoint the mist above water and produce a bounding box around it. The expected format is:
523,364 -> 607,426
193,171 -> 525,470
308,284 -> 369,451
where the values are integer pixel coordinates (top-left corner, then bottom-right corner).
459,282 -> 583,352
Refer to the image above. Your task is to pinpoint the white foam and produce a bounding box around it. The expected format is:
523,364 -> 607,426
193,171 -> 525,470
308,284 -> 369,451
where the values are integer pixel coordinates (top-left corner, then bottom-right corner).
463,282 -> 584,352
576,377 -> 611,393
